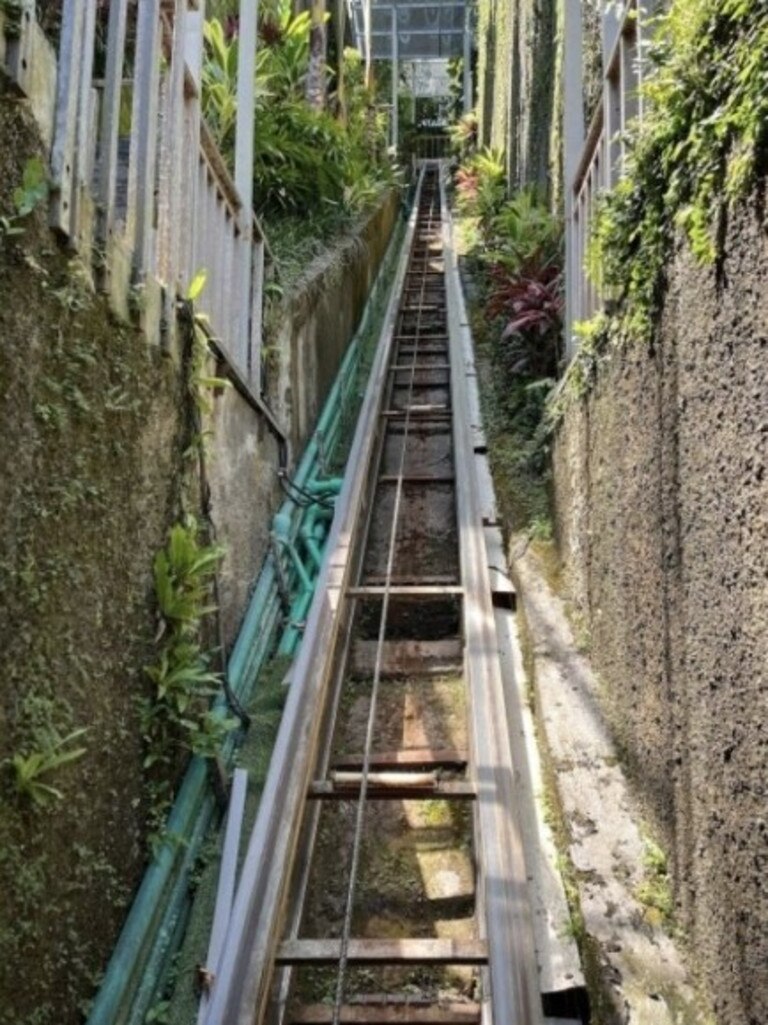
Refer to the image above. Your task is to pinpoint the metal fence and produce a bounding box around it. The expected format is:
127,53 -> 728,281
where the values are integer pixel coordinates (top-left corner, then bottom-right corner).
565,0 -> 645,353
2,0 -> 265,387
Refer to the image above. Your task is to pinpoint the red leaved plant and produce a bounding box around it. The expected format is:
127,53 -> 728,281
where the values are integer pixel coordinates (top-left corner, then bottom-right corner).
486,263 -> 563,378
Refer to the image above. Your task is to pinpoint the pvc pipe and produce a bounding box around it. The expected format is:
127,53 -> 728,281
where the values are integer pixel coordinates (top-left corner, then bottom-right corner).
86,205 -> 408,1025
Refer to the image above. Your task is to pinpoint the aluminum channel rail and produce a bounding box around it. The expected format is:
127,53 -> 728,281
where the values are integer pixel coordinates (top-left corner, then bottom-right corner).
202,166 -> 428,1025
440,165 -> 543,1025
202,162 -> 544,1025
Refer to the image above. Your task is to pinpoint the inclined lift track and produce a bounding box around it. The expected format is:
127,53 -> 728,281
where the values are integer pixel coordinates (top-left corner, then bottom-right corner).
202,165 -> 572,1025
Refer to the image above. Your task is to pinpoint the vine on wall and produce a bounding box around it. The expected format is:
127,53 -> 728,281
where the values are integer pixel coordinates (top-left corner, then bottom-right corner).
579,0 -> 768,375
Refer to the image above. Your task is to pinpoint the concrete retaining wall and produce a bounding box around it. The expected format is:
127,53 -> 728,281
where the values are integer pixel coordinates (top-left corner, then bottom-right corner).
552,193 -> 768,1025
209,192 -> 400,645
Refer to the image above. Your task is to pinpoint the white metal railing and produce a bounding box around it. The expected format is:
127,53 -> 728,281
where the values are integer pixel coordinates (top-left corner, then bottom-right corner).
2,0 -> 265,387
565,0 -> 645,355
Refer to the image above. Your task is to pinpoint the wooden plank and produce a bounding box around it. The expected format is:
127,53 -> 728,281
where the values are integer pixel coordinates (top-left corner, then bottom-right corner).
350,637 -> 463,678
382,407 -> 451,419
276,939 -> 487,966
291,1002 -> 481,1024
308,779 -> 475,801
389,364 -> 451,372
347,585 -> 462,598
332,770 -> 437,786
333,748 -> 468,771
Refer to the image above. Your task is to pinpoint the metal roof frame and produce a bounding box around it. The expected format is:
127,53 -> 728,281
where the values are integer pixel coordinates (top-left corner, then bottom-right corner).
346,0 -> 471,62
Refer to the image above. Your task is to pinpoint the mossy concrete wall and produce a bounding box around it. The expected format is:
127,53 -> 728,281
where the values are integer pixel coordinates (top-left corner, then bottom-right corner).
476,0 -> 560,195
552,193 -> 768,1025
210,191 -> 399,645
0,92 -> 398,1025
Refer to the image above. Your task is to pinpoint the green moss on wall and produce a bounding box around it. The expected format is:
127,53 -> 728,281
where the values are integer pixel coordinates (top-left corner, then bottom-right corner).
0,97 -> 185,1025
475,0 -> 559,199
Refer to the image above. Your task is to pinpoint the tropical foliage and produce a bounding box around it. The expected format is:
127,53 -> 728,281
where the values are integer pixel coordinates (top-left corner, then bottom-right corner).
588,0 -> 768,347
455,147 -> 564,386
201,4 -> 397,221
142,520 -> 238,844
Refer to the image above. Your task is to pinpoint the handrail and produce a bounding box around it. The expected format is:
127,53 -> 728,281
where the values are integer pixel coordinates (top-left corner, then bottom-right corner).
200,121 -> 243,220
572,101 -> 604,199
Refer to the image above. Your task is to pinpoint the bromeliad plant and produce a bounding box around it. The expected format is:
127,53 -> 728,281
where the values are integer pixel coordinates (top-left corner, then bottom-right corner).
142,519 -> 237,841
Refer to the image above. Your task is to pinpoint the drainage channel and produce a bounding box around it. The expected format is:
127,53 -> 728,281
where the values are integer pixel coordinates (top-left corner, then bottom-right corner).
202,165 -> 579,1025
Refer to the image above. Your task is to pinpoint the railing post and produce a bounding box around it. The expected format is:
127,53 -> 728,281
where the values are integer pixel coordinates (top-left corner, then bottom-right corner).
128,0 -> 162,278
463,2 -> 472,113
391,8 -> 398,151
71,0 -> 97,248
156,0 -> 188,293
182,1 -> 205,290
50,0 -> 86,235
97,0 -> 130,242
4,0 -> 36,94
235,0 -> 259,381
562,0 -> 585,361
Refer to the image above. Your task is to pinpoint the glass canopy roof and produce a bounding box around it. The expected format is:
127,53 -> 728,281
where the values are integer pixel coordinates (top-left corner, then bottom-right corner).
346,0 -> 469,60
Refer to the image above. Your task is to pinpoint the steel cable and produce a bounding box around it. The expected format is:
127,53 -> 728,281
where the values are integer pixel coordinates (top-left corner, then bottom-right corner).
330,174 -> 442,1025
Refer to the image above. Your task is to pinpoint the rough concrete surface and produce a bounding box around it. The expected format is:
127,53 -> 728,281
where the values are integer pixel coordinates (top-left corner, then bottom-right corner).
513,547 -> 711,1025
552,192 -> 768,1025
209,193 -> 399,646
272,193 -> 400,454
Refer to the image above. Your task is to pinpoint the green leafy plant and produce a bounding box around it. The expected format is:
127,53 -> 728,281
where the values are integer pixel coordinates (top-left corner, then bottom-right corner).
449,111 -> 478,158
6,728 -> 88,807
182,270 -> 232,429
142,519 -> 234,837
455,147 -> 506,230
201,8 -> 396,223
486,187 -> 562,275
0,157 -> 49,239
589,0 -> 768,347
635,837 -> 674,928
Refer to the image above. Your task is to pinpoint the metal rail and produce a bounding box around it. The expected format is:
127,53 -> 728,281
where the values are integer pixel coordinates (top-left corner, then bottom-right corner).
201,165 -> 553,1025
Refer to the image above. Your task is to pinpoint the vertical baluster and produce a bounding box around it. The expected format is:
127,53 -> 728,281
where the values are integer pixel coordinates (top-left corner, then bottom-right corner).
98,0 -> 130,241
128,0 -> 162,277
68,0 -> 97,249
181,2 -> 205,291
157,0 -> 187,288
250,236 -> 265,388
562,0 -> 584,358
5,0 -> 36,96
50,0 -> 86,235
235,0 -> 259,379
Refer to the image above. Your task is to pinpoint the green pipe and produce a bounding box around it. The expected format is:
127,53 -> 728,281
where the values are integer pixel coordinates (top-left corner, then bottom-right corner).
86,204 -> 407,1025
87,757 -> 210,1025
277,584 -> 316,657
125,793 -> 215,1025
303,476 -> 343,495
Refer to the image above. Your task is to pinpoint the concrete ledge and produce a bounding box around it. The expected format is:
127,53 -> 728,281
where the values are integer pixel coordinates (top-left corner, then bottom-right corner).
510,541 -> 712,1025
